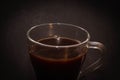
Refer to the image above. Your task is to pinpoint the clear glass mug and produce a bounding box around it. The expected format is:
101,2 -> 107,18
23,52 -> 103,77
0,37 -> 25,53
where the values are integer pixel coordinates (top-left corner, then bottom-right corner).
27,23 -> 105,80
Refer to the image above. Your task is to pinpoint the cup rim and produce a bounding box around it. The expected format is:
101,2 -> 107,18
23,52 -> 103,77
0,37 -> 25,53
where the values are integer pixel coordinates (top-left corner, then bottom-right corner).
27,23 -> 90,48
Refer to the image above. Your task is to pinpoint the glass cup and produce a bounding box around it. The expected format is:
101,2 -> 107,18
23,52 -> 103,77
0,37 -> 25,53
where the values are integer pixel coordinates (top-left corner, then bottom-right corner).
27,23 -> 105,80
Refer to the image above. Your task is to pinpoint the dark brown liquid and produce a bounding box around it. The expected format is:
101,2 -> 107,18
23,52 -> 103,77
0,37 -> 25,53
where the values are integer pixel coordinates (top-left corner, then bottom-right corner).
29,37 -> 87,80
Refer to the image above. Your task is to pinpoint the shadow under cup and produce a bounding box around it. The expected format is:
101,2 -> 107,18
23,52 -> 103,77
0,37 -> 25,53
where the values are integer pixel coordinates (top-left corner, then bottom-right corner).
27,23 -> 104,80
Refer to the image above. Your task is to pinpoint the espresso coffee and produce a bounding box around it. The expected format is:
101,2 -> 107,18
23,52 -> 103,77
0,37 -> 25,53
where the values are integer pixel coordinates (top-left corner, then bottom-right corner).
29,37 -> 87,80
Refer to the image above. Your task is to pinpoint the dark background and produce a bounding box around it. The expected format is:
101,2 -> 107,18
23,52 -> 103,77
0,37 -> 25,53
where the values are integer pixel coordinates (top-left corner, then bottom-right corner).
0,0 -> 119,80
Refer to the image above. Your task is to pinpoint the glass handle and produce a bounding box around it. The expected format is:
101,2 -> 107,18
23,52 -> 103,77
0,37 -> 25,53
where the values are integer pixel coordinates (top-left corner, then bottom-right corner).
79,41 -> 105,78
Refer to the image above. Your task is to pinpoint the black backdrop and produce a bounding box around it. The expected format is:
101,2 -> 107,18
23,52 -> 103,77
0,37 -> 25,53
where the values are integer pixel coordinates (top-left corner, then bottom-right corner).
1,0 -> 119,80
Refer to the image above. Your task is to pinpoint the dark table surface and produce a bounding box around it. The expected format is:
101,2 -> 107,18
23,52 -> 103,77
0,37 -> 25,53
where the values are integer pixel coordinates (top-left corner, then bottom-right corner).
1,0 -> 119,80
